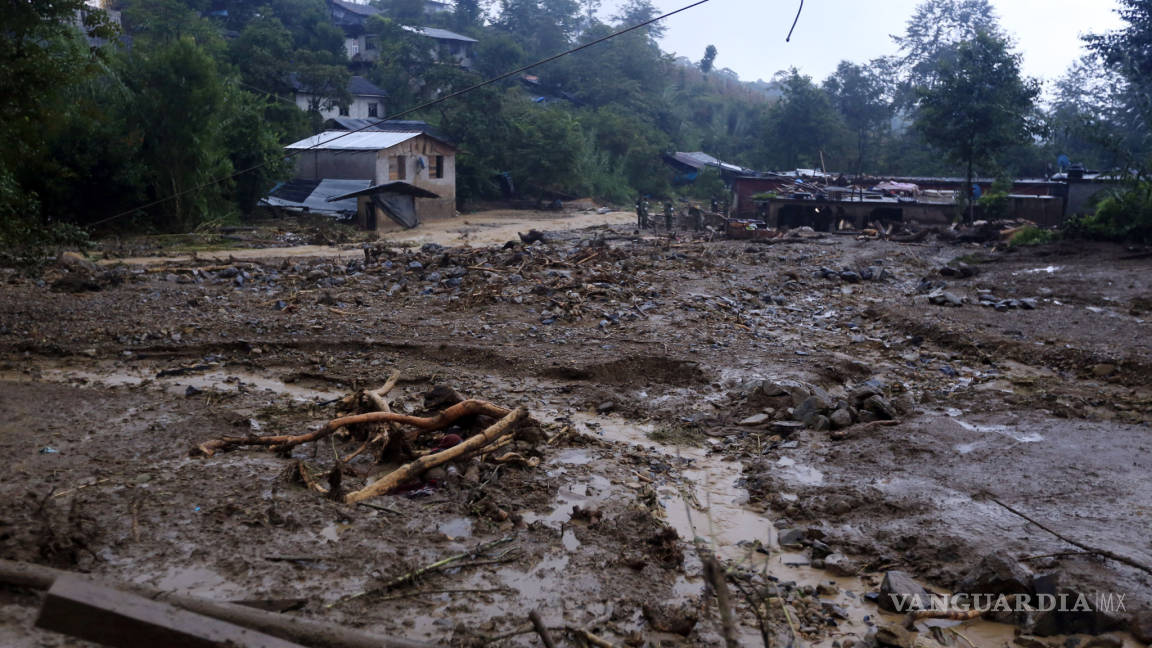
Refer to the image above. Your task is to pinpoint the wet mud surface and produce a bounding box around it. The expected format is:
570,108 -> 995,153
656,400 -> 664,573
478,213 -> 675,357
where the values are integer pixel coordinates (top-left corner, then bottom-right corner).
1,222 -> 1150,647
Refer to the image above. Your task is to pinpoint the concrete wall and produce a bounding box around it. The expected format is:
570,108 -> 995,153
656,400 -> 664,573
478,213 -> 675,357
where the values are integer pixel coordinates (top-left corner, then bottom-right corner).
1066,180 -> 1123,218
294,92 -> 385,120
758,200 -> 955,230
372,135 -> 457,223
293,149 -> 378,181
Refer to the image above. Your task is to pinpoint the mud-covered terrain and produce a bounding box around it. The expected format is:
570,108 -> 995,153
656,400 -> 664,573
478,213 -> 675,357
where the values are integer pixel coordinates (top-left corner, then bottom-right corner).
1,217 -> 1150,647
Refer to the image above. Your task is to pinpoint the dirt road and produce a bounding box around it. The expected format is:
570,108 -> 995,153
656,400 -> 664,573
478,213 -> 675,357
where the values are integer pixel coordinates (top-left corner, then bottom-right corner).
2,224 -> 1149,647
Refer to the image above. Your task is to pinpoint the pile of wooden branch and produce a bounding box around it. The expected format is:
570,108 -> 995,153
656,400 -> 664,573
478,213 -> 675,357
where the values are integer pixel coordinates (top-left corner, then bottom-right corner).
191,370 -> 535,505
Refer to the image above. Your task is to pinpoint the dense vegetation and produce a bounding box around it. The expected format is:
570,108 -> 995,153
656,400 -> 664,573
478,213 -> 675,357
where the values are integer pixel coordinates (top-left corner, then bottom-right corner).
0,0 -> 1149,244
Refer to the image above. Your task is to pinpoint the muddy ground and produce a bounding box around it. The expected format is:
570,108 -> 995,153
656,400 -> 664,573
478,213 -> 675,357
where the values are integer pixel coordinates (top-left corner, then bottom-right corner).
0,211 -> 1150,648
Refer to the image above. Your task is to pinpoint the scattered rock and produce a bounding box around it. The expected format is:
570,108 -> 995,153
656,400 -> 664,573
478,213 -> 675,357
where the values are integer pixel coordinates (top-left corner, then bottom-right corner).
928,290 -> 965,307
1082,635 -> 1123,648
956,553 -> 1033,596
878,571 -> 932,613
777,528 -> 806,547
739,413 -> 771,426
794,394 -> 831,425
863,395 -> 898,420
875,623 -> 917,648
595,401 -> 616,413
642,603 -> 697,636
829,408 -> 853,429
824,553 -> 858,576
770,421 -> 805,436
1091,363 -> 1116,378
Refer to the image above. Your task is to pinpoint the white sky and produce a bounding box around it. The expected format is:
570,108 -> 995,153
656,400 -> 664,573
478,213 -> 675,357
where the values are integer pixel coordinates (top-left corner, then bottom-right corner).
618,0 -> 1126,85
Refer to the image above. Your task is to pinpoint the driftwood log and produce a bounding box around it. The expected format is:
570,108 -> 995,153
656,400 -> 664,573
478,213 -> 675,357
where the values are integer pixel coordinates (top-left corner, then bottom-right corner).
0,559 -> 438,648
343,407 -> 525,504
195,399 -> 512,457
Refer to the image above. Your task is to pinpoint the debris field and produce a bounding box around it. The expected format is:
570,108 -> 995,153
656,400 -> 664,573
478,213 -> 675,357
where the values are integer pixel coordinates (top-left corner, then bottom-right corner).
1,216 -> 1150,648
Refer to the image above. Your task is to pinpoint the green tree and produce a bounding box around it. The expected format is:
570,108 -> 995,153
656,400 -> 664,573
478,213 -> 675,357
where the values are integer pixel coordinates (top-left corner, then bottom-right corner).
699,45 -> 717,75
823,60 -> 892,175
0,0 -> 116,246
893,0 -> 1001,99
913,30 -> 1041,221
1084,0 -> 1152,165
756,69 -> 850,171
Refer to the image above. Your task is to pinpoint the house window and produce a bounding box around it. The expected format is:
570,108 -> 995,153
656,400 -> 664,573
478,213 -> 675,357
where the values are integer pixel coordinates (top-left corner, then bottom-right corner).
366,37 -> 377,51
339,104 -> 349,116
350,38 -> 360,55
434,155 -> 444,179
390,155 -> 406,180
368,102 -> 378,117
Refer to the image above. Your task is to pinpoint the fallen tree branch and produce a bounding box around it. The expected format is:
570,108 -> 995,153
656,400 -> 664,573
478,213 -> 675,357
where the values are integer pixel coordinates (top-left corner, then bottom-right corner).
0,559 -> 437,648
985,495 -> 1152,576
529,611 -> 558,648
194,399 -> 512,457
329,536 -> 515,606
343,407 -> 525,504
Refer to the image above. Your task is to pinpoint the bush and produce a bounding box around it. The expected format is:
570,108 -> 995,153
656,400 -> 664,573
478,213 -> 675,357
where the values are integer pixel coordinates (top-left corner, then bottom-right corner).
1063,180 -> 1152,243
1008,226 -> 1058,246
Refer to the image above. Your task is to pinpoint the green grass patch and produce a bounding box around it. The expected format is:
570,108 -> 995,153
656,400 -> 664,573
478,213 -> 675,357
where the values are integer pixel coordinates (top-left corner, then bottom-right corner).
1008,226 -> 1059,247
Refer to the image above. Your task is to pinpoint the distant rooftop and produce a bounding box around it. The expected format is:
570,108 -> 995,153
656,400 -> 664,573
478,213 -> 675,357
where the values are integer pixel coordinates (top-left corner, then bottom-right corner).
403,25 -> 478,42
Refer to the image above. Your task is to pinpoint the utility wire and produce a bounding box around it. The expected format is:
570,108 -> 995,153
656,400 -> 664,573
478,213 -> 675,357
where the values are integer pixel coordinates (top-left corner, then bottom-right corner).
786,0 -> 804,42
90,0 -> 716,227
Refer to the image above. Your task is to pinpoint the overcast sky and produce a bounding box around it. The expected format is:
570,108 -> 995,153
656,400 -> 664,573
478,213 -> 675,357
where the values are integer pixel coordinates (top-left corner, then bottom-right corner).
616,0 -> 1125,85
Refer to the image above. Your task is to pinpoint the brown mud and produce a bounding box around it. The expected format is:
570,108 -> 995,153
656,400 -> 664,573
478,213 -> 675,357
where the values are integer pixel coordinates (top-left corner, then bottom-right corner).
1,217 -> 1149,647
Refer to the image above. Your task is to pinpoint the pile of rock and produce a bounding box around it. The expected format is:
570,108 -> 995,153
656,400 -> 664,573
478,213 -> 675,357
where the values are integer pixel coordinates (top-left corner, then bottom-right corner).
738,376 -> 903,435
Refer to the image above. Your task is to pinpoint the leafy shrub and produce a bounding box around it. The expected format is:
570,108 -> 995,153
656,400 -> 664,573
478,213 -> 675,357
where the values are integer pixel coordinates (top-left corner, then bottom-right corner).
1063,180 -> 1152,243
1009,226 -> 1058,246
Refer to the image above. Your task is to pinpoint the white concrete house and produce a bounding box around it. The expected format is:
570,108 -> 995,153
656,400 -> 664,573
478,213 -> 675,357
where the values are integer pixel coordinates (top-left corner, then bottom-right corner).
292,75 -> 387,121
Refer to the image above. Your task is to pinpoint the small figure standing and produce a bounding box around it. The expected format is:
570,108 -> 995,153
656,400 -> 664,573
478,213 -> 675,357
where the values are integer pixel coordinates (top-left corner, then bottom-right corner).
664,201 -> 674,230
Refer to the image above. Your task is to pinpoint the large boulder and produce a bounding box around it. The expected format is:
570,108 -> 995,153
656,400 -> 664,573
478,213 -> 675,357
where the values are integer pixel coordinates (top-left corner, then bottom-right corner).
878,571 -> 933,613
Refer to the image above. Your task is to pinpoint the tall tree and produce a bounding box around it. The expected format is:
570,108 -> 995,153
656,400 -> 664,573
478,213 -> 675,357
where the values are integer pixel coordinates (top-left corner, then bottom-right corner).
699,44 -> 717,75
0,0 -> 116,233
893,0 -> 1001,102
823,60 -> 892,175
756,69 -> 850,171
1084,0 -> 1152,165
913,30 -> 1041,221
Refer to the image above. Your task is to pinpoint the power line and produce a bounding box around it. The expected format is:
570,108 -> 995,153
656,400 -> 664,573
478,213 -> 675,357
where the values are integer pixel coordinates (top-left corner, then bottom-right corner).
90,0 -> 716,227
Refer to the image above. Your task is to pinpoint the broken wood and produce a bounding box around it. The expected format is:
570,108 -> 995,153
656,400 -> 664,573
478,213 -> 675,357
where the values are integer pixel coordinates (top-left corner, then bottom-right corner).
909,609 -> 982,622
343,407 -> 525,503
194,399 -> 512,457
0,559 -> 438,648
528,611 -> 557,648
985,495 -> 1152,576
702,555 -> 740,648
568,627 -> 616,648
36,574 -> 305,648
330,536 -> 515,606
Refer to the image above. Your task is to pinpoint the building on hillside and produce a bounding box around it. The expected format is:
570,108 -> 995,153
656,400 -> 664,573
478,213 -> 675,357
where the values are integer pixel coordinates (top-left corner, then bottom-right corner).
283,130 -> 457,228
292,75 -> 387,120
326,0 -> 383,64
402,26 -> 477,68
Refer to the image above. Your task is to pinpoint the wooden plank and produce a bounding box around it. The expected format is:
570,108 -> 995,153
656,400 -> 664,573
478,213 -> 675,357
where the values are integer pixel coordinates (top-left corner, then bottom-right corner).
35,574 -> 306,648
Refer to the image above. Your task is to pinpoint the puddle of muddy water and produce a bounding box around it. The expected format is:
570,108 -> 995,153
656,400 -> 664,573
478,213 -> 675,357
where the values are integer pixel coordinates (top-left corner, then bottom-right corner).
2,362 -> 343,403
557,411 -> 1027,648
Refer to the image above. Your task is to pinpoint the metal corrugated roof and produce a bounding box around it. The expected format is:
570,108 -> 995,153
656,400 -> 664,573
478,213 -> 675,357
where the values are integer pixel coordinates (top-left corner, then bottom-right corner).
285,130 -> 422,151
263,179 -> 372,214
403,26 -> 478,42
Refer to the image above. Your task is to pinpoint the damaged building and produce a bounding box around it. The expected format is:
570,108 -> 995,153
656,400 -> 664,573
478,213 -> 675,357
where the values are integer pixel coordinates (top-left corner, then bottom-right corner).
267,125 -> 457,229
